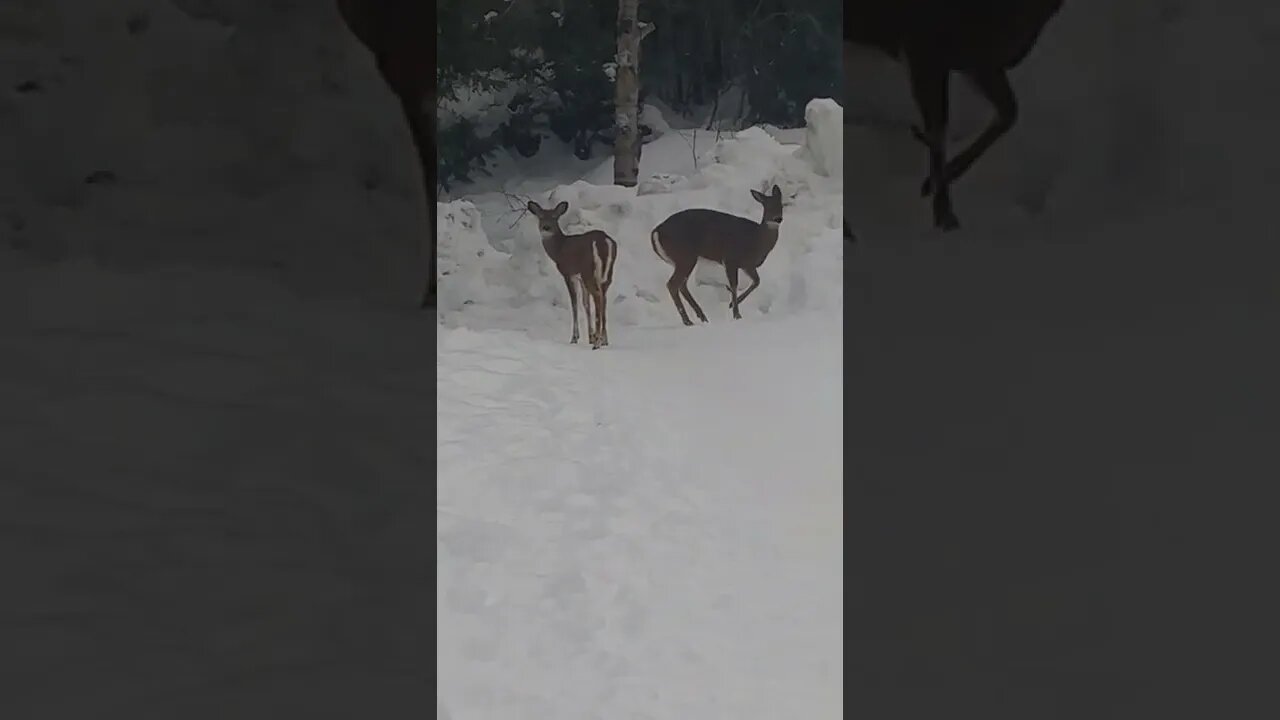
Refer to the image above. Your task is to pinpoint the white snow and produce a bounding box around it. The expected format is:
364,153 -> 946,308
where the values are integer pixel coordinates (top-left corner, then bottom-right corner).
436,98 -> 845,717
798,98 -> 844,179
437,315 -> 842,718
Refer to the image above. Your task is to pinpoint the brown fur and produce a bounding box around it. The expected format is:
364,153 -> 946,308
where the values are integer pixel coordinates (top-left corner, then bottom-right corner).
527,201 -> 618,349
651,185 -> 784,325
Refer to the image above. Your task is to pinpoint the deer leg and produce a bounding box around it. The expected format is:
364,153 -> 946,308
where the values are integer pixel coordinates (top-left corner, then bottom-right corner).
923,70 -> 1018,193
588,285 -> 601,348
580,277 -> 598,346
591,288 -> 606,349
597,287 -> 609,346
726,264 -> 742,319
906,57 -> 959,231
734,267 -> 762,306
680,283 -> 709,323
565,275 -> 581,344
666,267 -> 697,326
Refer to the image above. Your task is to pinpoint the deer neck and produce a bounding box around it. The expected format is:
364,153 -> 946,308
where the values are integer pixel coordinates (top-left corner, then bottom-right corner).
541,227 -> 567,257
757,217 -> 781,256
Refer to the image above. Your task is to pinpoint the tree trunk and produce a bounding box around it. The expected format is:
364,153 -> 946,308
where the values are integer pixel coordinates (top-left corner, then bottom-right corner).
613,0 -> 652,187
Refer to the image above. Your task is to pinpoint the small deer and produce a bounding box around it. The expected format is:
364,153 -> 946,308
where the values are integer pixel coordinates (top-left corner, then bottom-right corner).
650,185 -> 784,326
527,200 -> 618,349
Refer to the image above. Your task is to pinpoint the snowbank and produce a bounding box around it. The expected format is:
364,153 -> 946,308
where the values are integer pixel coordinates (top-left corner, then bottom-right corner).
436,201 -> 516,313
797,98 -> 843,179
436,100 -> 844,335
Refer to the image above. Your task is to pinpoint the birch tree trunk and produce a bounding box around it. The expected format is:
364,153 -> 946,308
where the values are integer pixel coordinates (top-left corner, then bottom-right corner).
613,0 -> 653,186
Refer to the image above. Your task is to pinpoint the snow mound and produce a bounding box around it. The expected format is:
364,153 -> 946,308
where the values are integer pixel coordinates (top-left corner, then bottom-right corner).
437,103 -> 843,336
639,102 -> 673,138
436,201 -> 515,313
797,98 -> 844,178
635,173 -> 683,196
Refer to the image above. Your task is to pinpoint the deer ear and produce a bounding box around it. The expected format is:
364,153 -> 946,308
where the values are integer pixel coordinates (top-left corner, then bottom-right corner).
526,201 -> 539,214
751,189 -> 766,204
771,185 -> 782,199
554,201 -> 569,217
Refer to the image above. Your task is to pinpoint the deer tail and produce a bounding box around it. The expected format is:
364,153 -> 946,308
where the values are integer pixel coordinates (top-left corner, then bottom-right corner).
593,237 -> 617,288
650,230 -> 673,266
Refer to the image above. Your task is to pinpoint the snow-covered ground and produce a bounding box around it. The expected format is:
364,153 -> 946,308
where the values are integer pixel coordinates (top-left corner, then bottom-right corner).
438,315 -> 842,718
436,96 -> 845,717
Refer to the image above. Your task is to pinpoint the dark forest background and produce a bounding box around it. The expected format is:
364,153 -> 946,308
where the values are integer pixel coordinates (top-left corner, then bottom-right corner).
437,0 -> 841,190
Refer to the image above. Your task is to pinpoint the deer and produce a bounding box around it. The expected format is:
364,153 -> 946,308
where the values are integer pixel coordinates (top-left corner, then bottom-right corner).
846,1 -> 1066,231
650,185 -> 784,326
335,0 -> 435,308
527,201 -> 618,349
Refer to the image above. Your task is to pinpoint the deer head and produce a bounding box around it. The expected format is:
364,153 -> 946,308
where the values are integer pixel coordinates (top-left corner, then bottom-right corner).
750,185 -> 785,228
526,200 -> 569,239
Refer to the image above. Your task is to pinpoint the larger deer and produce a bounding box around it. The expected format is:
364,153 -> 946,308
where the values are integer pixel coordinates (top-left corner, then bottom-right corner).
336,0 -> 435,307
527,201 -> 618,350
846,1 -> 1065,230
650,185 -> 784,326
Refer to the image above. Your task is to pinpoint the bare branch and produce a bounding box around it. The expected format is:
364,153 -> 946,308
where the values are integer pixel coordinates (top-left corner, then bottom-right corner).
501,190 -> 535,229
